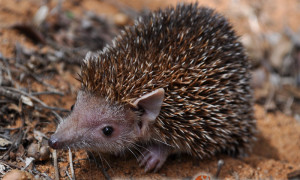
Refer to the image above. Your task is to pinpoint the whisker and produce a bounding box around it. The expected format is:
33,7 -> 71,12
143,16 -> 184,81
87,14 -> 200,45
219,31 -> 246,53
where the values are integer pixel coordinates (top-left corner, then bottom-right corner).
97,152 -> 112,172
131,142 -> 150,153
88,151 -> 97,164
97,152 -> 104,167
87,151 -> 95,180
131,144 -> 144,157
152,138 -> 174,147
121,139 -> 150,153
127,147 -> 138,161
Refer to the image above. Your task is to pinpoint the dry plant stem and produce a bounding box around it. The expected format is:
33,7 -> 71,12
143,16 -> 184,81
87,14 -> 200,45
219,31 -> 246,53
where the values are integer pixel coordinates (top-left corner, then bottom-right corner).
0,159 -> 22,169
28,72 -> 57,90
38,172 -> 53,180
14,62 -> 65,94
0,86 -> 23,101
46,39 -> 83,65
1,112 -> 24,160
101,0 -> 139,19
13,61 -> 59,91
66,170 -> 72,180
87,152 -> 111,180
51,110 -> 64,124
98,161 -> 111,180
0,134 -> 11,139
1,86 -> 66,122
264,86 -> 276,111
0,53 -> 13,82
0,127 -> 20,131
1,133 -> 23,159
1,131 -> 23,159
24,161 -> 52,180
68,148 -> 76,180
287,170 -> 300,180
53,150 -> 59,180
215,159 -> 225,178
31,91 -> 64,96
65,158 -> 90,179
5,86 -> 69,112
284,97 -> 294,115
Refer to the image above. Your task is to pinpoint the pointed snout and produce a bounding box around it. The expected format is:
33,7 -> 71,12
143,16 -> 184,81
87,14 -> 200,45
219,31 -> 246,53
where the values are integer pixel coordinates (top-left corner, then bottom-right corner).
48,135 -> 63,149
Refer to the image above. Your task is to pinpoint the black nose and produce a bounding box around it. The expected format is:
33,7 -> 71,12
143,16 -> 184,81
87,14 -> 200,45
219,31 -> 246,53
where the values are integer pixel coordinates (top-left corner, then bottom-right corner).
48,136 -> 60,149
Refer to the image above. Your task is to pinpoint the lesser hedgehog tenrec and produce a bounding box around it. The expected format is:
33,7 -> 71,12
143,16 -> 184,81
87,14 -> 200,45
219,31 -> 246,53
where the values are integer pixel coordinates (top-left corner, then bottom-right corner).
49,3 -> 256,172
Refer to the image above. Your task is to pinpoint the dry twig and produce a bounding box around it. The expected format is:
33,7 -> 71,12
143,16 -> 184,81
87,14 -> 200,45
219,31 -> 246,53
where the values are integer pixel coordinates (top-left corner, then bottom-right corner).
101,0 -> 140,19
53,150 -> 59,180
31,91 -> 64,96
68,148 -> 75,180
0,159 -> 22,169
5,87 -> 69,112
0,53 -> 13,83
98,160 -> 111,180
215,159 -> 224,178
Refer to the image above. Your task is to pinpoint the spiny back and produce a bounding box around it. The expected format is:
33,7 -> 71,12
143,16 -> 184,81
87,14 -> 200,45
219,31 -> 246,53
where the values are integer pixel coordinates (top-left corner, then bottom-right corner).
79,4 -> 242,103
79,3 -> 255,157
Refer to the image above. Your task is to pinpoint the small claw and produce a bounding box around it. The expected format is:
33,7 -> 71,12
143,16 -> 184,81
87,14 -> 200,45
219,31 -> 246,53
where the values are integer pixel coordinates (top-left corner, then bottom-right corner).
137,144 -> 171,172
153,160 -> 165,173
139,153 -> 151,167
137,151 -> 149,164
144,158 -> 159,172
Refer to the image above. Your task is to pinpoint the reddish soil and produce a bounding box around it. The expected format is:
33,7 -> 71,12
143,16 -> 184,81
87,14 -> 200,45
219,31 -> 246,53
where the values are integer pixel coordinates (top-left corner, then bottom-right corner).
1,0 -> 300,179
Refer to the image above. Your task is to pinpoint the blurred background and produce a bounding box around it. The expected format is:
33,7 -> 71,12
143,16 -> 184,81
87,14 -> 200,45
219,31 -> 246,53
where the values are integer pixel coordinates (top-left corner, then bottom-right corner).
0,0 -> 300,179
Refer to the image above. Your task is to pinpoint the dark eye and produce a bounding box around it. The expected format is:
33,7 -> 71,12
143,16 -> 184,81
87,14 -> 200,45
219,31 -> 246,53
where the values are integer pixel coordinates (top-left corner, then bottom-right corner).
71,104 -> 74,111
102,126 -> 113,136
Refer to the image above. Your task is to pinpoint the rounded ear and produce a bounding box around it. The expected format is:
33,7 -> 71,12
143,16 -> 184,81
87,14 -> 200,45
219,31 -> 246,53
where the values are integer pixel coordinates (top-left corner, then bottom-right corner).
132,88 -> 164,134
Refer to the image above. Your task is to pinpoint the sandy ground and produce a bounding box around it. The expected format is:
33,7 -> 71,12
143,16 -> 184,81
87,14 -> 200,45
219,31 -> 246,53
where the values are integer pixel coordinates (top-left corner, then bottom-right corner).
1,0 -> 300,179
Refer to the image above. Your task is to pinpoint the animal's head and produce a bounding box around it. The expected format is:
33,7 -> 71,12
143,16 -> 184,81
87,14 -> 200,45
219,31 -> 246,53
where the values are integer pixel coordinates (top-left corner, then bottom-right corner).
48,88 -> 164,153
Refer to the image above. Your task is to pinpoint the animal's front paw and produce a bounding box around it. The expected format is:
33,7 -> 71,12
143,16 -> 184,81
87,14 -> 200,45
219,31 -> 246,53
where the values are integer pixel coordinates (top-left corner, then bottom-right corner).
137,144 -> 170,172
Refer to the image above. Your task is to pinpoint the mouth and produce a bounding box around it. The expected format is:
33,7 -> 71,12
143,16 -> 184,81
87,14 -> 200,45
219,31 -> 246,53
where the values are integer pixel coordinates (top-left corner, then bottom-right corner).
48,134 -> 76,150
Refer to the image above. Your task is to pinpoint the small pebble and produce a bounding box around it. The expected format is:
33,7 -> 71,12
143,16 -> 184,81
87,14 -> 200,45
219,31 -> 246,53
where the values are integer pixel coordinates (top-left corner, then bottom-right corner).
39,146 -> 50,161
9,151 -> 16,160
27,143 -> 50,161
27,143 -> 39,159
114,13 -> 129,26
